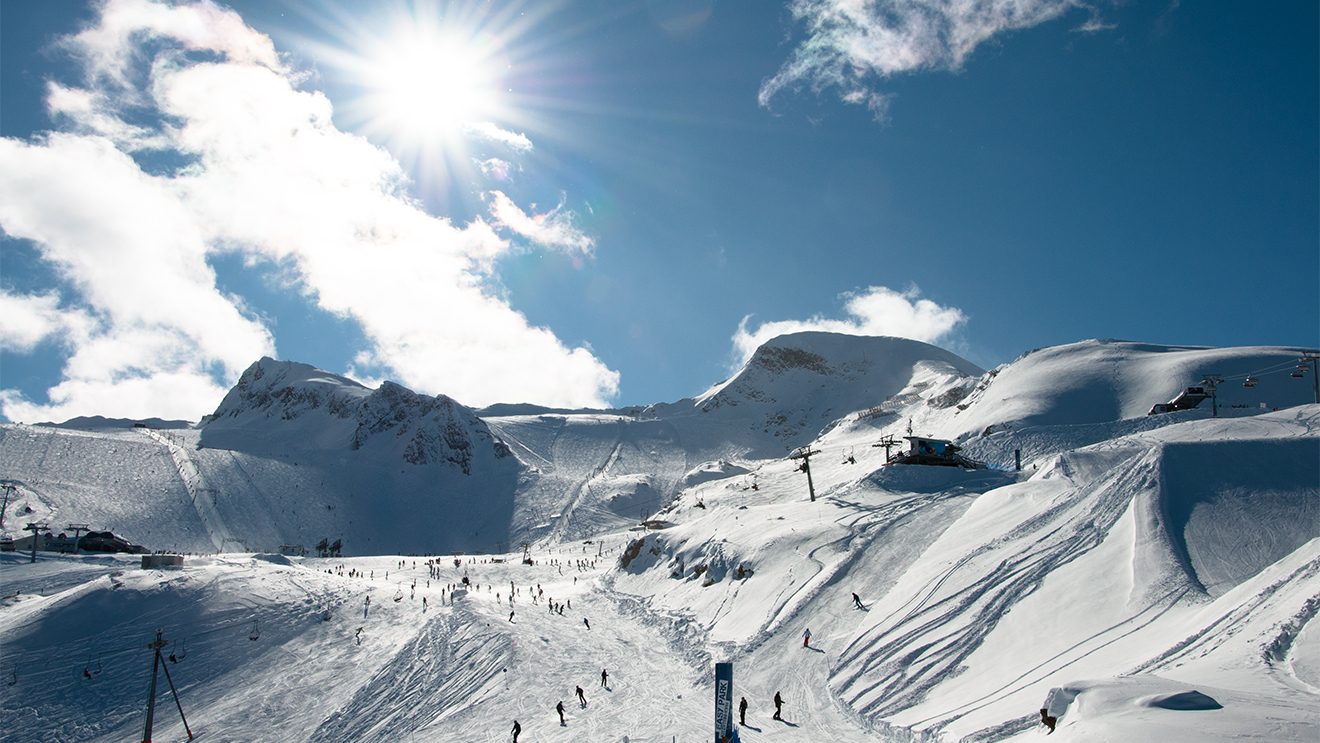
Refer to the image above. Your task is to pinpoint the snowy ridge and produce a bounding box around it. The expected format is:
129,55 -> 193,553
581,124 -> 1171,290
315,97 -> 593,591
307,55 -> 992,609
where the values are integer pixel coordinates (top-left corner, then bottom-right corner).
204,357 -> 514,473
488,333 -> 985,541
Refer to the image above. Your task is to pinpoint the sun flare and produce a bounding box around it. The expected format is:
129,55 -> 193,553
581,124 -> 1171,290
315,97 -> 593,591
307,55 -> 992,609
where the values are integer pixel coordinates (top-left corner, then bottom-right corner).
365,30 -> 501,139
310,3 -> 553,193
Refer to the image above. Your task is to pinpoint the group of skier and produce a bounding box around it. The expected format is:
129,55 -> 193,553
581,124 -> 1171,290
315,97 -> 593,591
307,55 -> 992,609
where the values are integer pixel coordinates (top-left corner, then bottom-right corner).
510,669 -> 609,740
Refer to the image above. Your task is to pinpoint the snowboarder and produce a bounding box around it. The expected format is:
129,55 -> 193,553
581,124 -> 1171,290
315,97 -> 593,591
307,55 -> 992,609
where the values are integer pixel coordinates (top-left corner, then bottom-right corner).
583,617 -> 591,630
852,592 -> 864,609
576,685 -> 587,706
511,719 -> 521,743
773,691 -> 784,721
1039,708 -> 1057,734
600,668 -> 609,688
739,696 -> 748,725
802,627 -> 812,647
556,700 -> 566,725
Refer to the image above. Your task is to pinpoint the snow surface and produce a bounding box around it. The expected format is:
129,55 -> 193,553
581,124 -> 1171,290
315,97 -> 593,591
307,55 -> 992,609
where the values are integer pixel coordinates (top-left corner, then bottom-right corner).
1,333 -> 1317,742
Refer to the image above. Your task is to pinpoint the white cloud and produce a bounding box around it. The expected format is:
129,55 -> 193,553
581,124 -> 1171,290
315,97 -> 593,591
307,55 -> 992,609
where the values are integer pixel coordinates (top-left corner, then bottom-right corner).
475,157 -> 515,181
464,121 -> 534,152
0,370 -> 231,424
45,82 -> 169,150
0,0 -> 618,421
760,0 -> 1089,113
0,291 -> 93,352
487,191 -> 595,255
732,285 -> 967,365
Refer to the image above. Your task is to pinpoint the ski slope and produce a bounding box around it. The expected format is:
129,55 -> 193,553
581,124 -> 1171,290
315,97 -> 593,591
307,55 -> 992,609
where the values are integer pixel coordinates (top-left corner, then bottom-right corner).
1,334 -> 1317,742
3,406 -> 1315,742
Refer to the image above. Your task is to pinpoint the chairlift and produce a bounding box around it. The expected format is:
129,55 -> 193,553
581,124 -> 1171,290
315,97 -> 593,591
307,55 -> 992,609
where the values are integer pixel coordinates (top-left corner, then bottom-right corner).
82,656 -> 102,679
1243,376 -> 1258,388
1292,365 -> 1308,378
169,639 -> 187,663
843,447 -> 856,465
393,586 -> 404,603
248,619 -> 260,642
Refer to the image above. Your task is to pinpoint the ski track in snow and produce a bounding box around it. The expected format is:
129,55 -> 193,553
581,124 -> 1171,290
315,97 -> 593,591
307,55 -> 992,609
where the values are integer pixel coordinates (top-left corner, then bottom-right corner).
835,446 -> 1166,722
140,428 -> 233,553
3,341 -> 1318,743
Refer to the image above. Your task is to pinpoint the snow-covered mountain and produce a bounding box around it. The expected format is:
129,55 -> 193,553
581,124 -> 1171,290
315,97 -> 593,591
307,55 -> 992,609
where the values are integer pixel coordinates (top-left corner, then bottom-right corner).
0,358 -> 522,555
2,335 -> 1312,555
1,333 -> 1317,743
203,357 -> 513,472
486,332 -> 983,541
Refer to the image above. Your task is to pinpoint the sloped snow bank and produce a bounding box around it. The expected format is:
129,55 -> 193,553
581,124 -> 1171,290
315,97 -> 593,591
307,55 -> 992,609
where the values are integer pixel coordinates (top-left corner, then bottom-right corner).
1035,676 -> 1314,742
1158,438 -> 1319,596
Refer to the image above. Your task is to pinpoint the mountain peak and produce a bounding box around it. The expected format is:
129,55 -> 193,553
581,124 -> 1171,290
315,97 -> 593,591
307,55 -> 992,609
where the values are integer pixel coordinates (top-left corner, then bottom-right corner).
203,358 -> 511,472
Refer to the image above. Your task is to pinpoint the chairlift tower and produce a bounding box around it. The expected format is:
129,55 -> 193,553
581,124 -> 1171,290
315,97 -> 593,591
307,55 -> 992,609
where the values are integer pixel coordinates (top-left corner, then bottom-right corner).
789,448 -> 821,502
1200,375 -> 1223,417
871,435 -> 899,462
140,629 -> 193,742
23,522 -> 49,564
0,483 -> 15,530
66,523 -> 89,555
1300,353 -> 1320,404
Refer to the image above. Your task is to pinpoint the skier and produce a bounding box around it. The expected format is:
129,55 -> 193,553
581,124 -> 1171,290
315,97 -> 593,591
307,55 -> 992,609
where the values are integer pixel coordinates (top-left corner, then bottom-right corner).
852,592 -> 864,610
363,595 -> 371,619
739,696 -> 748,726
511,719 -> 521,743
802,627 -> 812,647
509,610 -> 515,623
576,685 -> 587,706
773,691 -> 784,721
583,617 -> 591,630
600,668 -> 609,688
556,700 -> 566,726
1039,708 -> 1057,734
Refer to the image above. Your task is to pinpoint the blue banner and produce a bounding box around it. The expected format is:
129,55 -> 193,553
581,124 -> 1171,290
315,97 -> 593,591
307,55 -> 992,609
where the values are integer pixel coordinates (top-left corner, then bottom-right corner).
714,661 -> 733,743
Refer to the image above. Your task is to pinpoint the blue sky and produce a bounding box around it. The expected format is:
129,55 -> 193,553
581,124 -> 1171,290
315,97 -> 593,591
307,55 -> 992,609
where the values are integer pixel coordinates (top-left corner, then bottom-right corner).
1,0 -> 1316,421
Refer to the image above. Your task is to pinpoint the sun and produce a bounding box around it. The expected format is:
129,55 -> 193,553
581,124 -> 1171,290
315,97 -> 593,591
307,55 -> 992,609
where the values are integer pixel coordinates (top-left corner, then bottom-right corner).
306,2 -> 555,199
362,28 -> 502,142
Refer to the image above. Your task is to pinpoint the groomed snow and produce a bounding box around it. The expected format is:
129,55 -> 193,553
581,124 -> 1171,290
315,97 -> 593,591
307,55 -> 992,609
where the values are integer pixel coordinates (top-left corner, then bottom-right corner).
1,335 -> 1317,742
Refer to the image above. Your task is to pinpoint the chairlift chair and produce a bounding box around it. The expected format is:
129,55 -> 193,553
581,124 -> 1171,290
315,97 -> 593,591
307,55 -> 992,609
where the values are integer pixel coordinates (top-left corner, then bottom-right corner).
249,619 -> 260,641
6,669 -> 14,686
83,656 -> 102,679
1243,376 -> 1258,388
1292,365 -> 1308,378
393,587 -> 404,603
